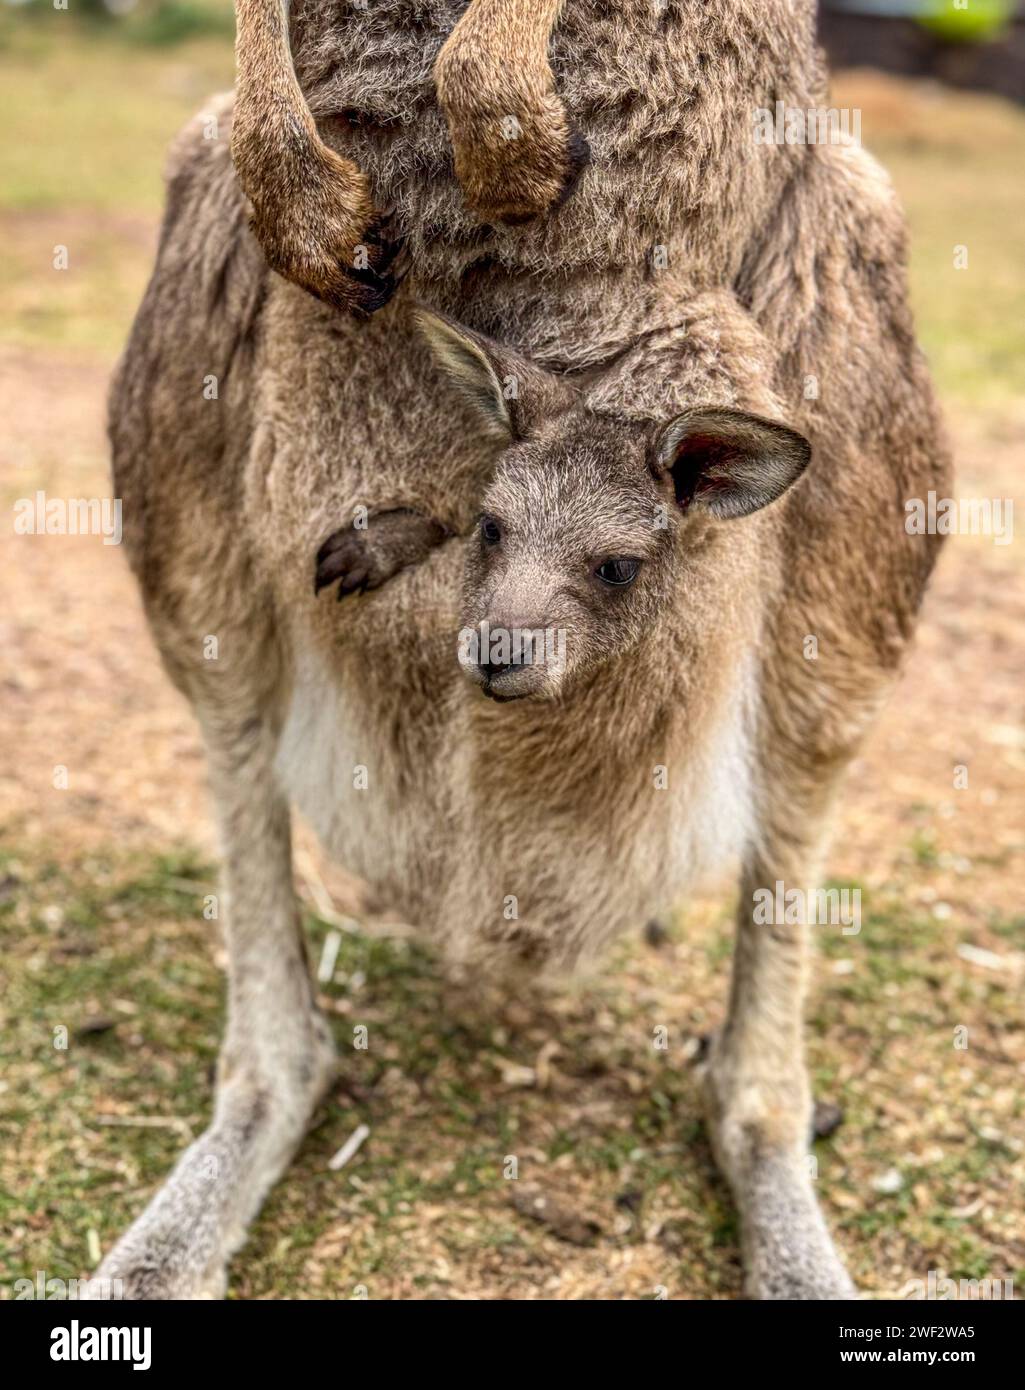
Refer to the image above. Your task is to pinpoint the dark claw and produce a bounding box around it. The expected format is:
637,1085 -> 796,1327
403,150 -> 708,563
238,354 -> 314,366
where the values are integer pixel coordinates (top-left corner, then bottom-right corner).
337,569 -> 371,600
311,212 -> 408,319
333,242 -> 410,321
340,262 -> 405,320
360,213 -> 405,277
313,550 -> 351,595
315,531 -> 343,567
315,510 -> 450,602
315,528 -> 372,598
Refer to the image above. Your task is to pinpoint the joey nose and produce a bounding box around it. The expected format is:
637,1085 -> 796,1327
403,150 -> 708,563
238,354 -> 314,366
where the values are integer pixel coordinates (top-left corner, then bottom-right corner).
478,614 -> 544,678
480,655 -> 514,680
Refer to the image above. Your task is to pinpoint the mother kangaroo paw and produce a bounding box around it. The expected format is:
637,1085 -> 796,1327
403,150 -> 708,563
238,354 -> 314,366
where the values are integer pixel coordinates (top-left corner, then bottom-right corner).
315,509 -> 450,600
316,208 -> 408,320
445,92 -> 589,224
239,138 -> 406,318
457,100 -> 589,224
434,16 -> 590,225
257,202 -> 406,320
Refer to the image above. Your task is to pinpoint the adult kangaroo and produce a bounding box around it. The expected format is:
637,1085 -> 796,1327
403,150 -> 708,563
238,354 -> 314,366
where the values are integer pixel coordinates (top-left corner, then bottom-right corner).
97,0 -> 950,1298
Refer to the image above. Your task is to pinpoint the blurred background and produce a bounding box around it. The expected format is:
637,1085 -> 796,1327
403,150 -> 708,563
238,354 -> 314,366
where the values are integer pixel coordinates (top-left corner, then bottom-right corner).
1,1 -> 1022,1300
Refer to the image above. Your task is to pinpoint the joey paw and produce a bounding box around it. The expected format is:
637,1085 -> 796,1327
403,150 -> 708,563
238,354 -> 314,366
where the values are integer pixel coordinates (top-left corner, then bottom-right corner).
315,509 -> 449,600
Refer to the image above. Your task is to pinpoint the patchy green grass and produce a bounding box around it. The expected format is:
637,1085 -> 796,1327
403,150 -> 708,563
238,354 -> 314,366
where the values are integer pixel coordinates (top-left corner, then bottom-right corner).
1,846 -> 1021,1299
0,846 -> 738,1299
834,70 -> 1025,408
0,12 -> 232,214
0,12 -> 232,352
892,143 -> 1025,408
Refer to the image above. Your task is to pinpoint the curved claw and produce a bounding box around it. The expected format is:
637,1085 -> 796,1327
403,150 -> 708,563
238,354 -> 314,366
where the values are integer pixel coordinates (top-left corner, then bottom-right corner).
314,529 -> 372,598
314,511 -> 450,602
342,211 -> 409,314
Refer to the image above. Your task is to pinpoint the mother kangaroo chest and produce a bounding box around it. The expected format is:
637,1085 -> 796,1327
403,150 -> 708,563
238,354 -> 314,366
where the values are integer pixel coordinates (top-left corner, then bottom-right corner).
291,0 -> 811,289
275,628 -> 758,971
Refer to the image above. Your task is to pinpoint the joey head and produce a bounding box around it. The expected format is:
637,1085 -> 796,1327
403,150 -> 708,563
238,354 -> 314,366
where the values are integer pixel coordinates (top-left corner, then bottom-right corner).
315,311 -> 810,705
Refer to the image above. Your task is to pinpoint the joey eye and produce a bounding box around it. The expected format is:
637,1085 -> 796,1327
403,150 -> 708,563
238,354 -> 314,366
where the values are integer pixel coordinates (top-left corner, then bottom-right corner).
595,558 -> 641,587
480,515 -> 501,546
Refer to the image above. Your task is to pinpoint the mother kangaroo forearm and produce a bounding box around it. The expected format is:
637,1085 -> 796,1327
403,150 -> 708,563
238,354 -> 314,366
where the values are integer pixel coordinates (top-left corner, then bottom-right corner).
232,0 -> 402,316
232,0 -> 819,347
232,0 -> 580,312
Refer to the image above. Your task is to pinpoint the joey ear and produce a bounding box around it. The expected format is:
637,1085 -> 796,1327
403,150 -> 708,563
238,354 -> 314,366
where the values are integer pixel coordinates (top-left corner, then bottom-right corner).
415,309 -> 514,443
414,308 -> 574,444
653,408 -> 811,519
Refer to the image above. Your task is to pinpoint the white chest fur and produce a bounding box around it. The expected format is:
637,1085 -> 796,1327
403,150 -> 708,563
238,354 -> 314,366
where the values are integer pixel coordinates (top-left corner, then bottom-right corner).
276,634 -> 758,960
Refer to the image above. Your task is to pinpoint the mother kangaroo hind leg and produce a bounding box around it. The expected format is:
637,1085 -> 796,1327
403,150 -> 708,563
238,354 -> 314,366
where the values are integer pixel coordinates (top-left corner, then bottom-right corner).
700,766 -> 856,1300
95,683 -> 336,1299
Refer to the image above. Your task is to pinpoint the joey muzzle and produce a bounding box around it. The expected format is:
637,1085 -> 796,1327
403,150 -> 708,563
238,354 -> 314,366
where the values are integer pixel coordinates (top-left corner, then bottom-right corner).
458,616 -> 566,702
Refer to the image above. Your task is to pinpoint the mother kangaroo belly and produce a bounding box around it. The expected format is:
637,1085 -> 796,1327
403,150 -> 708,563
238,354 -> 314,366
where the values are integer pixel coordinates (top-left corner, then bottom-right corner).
276,621 -> 757,971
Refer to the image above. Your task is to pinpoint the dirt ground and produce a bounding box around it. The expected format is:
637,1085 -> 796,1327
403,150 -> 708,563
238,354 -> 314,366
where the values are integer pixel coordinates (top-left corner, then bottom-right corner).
0,49 -> 1022,1298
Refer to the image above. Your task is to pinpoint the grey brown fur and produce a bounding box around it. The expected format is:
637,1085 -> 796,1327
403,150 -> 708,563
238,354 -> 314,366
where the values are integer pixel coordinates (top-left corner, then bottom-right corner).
96,0 -> 950,1300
